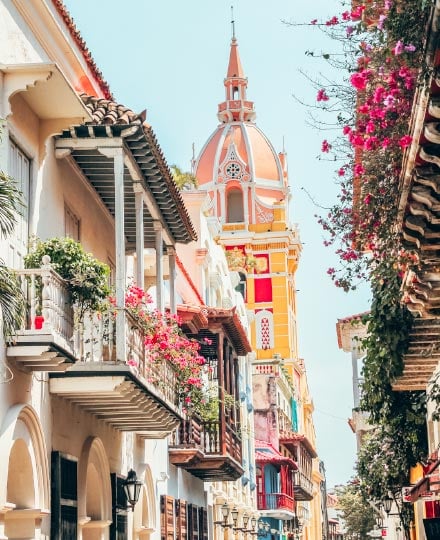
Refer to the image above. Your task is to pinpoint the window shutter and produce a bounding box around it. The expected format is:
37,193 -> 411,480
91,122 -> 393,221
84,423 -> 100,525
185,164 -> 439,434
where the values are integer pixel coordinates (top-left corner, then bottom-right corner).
176,500 -> 187,540
198,507 -> 208,540
110,473 -> 128,539
51,451 -> 78,540
161,495 -> 175,540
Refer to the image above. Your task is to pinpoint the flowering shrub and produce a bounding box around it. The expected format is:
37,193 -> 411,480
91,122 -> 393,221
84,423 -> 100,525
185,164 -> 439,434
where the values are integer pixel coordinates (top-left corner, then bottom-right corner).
118,285 -> 209,414
292,0 -> 433,526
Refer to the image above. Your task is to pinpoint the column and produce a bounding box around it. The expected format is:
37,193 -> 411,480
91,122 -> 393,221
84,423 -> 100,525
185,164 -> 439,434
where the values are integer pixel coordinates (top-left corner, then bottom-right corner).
100,146 -> 126,362
167,247 -> 176,315
134,184 -> 145,288
218,184 -> 226,222
154,222 -> 164,313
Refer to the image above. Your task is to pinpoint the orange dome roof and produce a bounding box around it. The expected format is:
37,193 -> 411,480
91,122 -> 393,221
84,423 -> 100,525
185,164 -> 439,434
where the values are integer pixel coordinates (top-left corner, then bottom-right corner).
196,122 -> 284,189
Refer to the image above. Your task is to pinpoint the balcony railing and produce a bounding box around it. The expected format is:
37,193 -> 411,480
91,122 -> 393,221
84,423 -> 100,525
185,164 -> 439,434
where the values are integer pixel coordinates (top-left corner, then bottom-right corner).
294,471 -> 313,501
169,415 -> 243,481
257,492 -> 295,512
11,265 -> 178,406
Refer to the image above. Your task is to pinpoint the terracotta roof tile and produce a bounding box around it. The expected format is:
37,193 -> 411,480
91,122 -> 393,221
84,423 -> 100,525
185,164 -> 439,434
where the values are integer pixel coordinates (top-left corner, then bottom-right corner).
52,0 -> 113,99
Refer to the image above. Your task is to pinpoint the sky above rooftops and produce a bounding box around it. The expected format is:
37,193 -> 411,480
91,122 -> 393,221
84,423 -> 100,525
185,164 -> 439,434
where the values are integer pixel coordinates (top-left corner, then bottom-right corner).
63,0 -> 370,488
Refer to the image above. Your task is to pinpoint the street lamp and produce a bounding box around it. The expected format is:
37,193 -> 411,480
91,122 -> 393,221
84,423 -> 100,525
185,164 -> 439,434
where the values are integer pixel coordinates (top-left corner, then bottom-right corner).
382,496 -> 393,515
214,503 -> 231,528
123,469 -> 142,511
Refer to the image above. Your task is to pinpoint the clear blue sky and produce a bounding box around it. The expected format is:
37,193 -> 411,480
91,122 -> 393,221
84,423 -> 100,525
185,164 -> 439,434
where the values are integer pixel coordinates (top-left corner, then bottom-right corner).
64,0 -> 370,488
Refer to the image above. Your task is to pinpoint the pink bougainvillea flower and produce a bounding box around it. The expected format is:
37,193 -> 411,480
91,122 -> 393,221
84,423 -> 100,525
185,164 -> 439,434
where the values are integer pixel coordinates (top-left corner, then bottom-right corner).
383,95 -> 395,108
363,193 -> 372,205
350,72 -> 369,90
404,44 -> 416,52
377,14 -> 387,30
321,140 -> 332,153
346,26 -> 355,37
310,19 -> 318,25
399,135 -> 413,149
316,88 -> 329,102
350,5 -> 365,20
342,125 -> 352,135
325,16 -> 339,26
365,121 -> 375,134
338,167 -> 346,177
381,137 -> 391,149
392,40 -> 404,55
341,11 -> 350,21
354,164 -> 365,176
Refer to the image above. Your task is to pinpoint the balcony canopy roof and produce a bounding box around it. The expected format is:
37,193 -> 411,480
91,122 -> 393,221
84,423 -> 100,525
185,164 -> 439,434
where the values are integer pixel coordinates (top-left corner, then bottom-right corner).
55,94 -> 197,249
255,440 -> 298,470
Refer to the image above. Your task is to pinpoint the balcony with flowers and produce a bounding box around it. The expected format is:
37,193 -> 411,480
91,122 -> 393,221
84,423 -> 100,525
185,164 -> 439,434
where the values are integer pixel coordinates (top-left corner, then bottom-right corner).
168,306 -> 251,481
8,238 -> 216,437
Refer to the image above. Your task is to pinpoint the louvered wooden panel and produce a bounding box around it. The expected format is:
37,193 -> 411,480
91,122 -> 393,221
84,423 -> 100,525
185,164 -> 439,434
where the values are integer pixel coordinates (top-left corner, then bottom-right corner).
176,500 -> 188,540
198,507 -> 208,540
187,504 -> 199,540
161,495 -> 175,540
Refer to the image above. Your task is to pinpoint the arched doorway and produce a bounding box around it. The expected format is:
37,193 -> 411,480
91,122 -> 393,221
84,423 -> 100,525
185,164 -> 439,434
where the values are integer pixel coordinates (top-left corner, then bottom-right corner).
78,437 -> 112,540
0,404 -> 50,539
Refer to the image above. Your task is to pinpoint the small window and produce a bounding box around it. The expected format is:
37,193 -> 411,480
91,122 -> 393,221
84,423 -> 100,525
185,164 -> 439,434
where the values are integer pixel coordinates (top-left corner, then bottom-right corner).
64,204 -> 80,241
232,86 -> 239,99
227,188 -> 244,223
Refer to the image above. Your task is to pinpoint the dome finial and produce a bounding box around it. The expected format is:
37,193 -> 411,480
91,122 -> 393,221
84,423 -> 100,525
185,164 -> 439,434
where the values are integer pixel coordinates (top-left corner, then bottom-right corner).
231,5 -> 236,41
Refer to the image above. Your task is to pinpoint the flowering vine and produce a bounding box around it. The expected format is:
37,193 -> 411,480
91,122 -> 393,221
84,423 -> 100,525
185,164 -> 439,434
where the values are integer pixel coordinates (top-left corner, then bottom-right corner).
292,0 -> 434,531
113,286 -> 209,414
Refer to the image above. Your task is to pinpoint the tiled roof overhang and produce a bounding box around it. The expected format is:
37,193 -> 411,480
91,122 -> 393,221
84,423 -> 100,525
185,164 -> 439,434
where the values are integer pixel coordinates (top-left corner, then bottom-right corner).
205,307 -> 252,355
55,95 -> 197,247
178,305 -> 251,355
255,440 -> 298,469
279,431 -> 318,458
392,2 -> 440,390
52,0 -> 113,99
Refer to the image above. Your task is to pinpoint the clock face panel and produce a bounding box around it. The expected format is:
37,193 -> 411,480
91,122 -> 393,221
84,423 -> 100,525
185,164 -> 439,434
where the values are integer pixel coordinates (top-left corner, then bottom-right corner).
226,161 -> 242,179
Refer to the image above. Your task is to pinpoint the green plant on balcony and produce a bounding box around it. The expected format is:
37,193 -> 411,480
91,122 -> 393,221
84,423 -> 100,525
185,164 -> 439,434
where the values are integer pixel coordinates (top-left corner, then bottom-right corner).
24,236 -> 110,320
193,384 -> 239,423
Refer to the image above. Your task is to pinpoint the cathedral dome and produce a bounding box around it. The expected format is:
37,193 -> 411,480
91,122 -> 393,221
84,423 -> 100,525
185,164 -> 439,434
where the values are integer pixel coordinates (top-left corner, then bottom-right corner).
194,36 -> 288,221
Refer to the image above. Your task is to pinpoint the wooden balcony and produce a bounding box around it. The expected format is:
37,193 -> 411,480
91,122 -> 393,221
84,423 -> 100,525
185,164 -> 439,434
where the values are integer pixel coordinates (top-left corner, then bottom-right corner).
257,492 -> 295,520
7,265 -> 182,437
168,416 -> 243,481
279,430 -> 315,501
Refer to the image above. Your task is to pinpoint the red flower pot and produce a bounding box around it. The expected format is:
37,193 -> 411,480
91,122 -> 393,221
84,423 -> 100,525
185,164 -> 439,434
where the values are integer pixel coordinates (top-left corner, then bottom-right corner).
34,315 -> 44,330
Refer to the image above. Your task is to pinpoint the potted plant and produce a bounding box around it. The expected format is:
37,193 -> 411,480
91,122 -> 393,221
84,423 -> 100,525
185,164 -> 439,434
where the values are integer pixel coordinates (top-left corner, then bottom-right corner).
24,237 -> 110,322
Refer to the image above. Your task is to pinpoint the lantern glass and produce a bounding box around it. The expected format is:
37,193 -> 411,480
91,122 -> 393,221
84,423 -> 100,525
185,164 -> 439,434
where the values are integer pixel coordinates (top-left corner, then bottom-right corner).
243,513 -> 250,529
382,496 -> 393,515
123,469 -> 142,510
222,503 -> 229,521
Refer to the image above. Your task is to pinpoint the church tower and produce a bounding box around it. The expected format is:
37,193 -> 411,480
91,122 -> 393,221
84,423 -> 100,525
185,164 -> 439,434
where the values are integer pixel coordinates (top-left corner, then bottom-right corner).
195,33 -> 300,367
195,30 -> 323,540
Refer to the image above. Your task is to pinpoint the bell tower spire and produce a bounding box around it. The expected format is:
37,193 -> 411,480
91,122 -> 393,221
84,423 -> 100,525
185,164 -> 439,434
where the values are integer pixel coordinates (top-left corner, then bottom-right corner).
217,10 -> 256,123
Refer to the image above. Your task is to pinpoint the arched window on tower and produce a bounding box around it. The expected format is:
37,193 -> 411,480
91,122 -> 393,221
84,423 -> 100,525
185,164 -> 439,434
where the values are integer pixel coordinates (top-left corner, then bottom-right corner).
232,86 -> 239,100
227,188 -> 244,223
